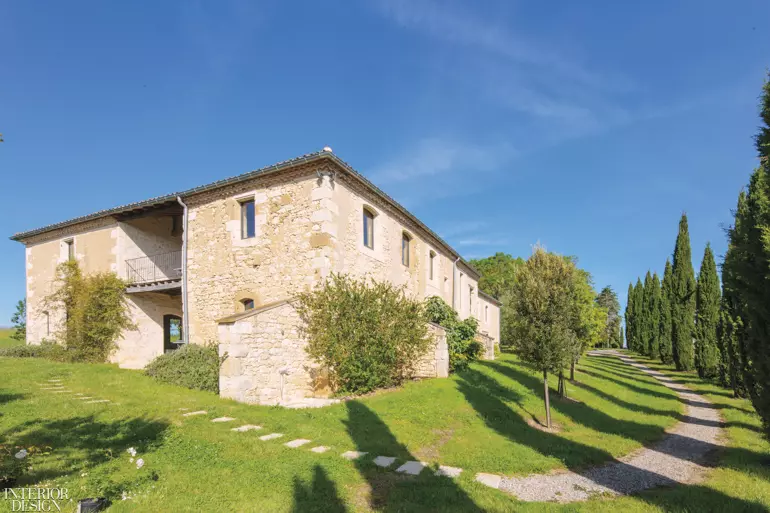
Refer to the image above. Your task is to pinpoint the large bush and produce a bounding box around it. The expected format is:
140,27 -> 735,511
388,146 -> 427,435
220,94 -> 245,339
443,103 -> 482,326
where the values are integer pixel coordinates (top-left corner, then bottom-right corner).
296,273 -> 431,395
45,261 -> 135,362
145,344 -> 223,393
424,296 -> 481,372
0,341 -> 65,360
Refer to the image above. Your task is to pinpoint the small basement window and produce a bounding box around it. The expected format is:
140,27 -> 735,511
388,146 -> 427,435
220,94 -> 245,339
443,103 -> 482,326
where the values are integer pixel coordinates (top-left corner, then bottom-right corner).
241,298 -> 255,311
401,233 -> 411,267
363,208 -> 375,249
241,199 -> 256,239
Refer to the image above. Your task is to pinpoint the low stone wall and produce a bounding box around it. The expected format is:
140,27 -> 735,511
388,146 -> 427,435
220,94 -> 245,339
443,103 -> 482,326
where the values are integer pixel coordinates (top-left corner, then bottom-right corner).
414,323 -> 449,378
219,303 -> 451,405
476,331 -> 496,361
218,300 -> 328,405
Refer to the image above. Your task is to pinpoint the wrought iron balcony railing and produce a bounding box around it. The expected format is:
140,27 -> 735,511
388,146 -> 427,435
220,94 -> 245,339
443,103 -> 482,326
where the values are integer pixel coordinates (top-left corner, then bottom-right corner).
125,250 -> 182,285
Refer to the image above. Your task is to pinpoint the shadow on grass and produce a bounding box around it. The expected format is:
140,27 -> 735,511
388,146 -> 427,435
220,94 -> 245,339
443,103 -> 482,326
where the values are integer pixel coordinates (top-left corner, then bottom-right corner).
292,465 -> 347,513
343,400 -> 484,512
3,415 -> 169,485
0,392 -> 26,406
455,362 -> 769,510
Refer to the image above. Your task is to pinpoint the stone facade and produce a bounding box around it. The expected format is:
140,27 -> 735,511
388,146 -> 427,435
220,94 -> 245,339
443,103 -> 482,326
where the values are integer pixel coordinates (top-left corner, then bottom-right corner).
414,323 -> 449,379
14,151 -> 501,402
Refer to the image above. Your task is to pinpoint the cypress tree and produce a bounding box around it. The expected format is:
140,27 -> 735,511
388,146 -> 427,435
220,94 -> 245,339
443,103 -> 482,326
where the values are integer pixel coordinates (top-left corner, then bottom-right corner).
695,243 -> 721,378
671,213 -> 696,371
625,283 -> 635,350
641,271 -> 654,356
659,260 -> 673,363
649,273 -> 661,359
633,278 -> 644,354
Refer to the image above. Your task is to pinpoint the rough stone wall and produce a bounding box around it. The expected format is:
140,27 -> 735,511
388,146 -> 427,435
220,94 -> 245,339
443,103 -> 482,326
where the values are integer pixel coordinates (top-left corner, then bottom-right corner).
111,292 -> 183,369
414,323 -> 449,378
218,301 -> 324,405
185,164 -> 336,344
24,218 -> 118,345
333,175 -> 460,306
475,331 -> 496,361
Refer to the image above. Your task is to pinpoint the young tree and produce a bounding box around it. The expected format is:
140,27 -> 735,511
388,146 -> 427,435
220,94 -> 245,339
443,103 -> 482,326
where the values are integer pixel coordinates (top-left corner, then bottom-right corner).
596,286 -> 621,348
695,243 -> 721,378
566,268 -> 606,384
10,299 -> 26,342
509,247 -> 575,428
659,259 -> 674,363
671,214 -> 696,371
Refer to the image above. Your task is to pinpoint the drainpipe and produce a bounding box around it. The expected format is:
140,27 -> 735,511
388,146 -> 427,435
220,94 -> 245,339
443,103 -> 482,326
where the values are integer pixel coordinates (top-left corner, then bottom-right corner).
452,257 -> 460,310
177,196 -> 190,344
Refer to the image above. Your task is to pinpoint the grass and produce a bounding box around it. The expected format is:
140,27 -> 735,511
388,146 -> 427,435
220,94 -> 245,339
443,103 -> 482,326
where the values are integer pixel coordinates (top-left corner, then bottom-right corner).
0,351 -> 768,511
0,328 -> 22,349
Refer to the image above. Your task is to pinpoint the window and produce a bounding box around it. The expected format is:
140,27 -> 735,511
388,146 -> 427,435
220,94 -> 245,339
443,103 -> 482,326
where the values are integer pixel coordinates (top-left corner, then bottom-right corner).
241,298 -> 255,311
241,199 -> 256,239
363,208 -> 374,249
401,233 -> 411,267
171,215 -> 182,236
469,286 -> 474,313
44,311 -> 50,337
164,314 -> 183,352
485,305 -> 489,322
65,239 -> 74,261
429,251 -> 436,280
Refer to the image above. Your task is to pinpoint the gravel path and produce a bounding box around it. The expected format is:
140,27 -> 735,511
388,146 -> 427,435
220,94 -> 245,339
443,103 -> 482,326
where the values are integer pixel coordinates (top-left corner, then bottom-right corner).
499,350 -> 724,503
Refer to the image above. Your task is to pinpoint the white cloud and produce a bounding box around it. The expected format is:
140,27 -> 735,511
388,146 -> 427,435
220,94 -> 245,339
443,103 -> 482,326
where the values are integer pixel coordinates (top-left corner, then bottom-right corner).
369,137 -> 516,184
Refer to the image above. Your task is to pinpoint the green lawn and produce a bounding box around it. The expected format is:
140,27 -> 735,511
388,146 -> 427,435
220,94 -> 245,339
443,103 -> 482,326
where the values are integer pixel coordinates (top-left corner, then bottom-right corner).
0,351 -> 767,512
0,328 -> 21,349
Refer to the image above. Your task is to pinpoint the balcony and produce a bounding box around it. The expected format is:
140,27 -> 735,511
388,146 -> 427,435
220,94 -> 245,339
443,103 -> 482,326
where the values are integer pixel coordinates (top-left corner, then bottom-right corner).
125,251 -> 182,293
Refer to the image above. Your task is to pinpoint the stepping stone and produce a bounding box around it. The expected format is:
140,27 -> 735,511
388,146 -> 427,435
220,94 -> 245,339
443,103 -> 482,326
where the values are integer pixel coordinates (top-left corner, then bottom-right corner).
232,425 -> 262,432
341,451 -> 367,461
285,439 -> 311,448
211,417 -> 236,423
310,446 -> 330,453
52,390 -> 71,394
74,393 -> 85,396
259,433 -> 283,441
179,408 -> 189,411
85,399 -> 110,404
475,473 -> 501,489
373,456 -> 396,468
396,461 -> 427,475
47,379 -> 62,383
436,465 -> 463,478
182,410 -> 207,417
78,397 -> 94,400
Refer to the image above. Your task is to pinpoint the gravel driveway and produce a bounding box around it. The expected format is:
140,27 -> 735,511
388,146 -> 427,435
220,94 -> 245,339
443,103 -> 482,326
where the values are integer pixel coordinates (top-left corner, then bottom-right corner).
499,350 -> 724,503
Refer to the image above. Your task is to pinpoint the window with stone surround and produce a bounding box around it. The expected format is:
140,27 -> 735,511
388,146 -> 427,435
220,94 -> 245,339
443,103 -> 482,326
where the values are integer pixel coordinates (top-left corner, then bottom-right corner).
241,298 -> 255,311
429,250 -> 436,280
401,232 -> 412,267
65,239 -> 74,261
363,208 -> 375,249
240,199 -> 255,239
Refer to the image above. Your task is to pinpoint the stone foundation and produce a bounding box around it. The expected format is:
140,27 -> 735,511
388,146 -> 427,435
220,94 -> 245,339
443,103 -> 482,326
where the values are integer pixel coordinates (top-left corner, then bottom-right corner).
414,323 -> 449,378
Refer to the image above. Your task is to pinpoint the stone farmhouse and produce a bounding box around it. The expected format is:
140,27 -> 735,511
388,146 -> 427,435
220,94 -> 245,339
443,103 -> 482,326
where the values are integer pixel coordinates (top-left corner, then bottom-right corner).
11,149 -> 501,405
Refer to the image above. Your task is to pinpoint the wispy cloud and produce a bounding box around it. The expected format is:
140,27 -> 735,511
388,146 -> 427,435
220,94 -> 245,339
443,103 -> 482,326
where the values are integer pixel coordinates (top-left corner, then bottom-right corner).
369,137 -> 516,184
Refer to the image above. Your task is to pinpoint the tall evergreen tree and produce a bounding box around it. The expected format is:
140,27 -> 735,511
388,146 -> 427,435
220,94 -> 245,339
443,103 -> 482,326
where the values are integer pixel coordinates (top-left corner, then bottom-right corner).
596,286 -> 621,348
659,260 -> 674,363
639,271 -> 652,355
695,243 -> 721,378
625,283 -> 635,350
671,214 -> 696,371
649,273 -> 662,359
632,278 -> 644,353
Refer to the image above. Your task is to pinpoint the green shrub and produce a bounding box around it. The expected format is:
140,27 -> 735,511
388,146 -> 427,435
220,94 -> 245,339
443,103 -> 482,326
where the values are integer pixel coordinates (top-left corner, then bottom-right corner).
145,344 -> 224,393
0,341 -> 67,360
296,273 -> 432,395
425,296 -> 482,372
44,261 -> 135,363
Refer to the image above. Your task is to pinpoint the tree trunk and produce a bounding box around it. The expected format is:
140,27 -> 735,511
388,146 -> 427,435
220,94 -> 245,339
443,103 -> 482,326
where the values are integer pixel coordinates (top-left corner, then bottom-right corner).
570,360 -> 575,381
544,369 -> 551,428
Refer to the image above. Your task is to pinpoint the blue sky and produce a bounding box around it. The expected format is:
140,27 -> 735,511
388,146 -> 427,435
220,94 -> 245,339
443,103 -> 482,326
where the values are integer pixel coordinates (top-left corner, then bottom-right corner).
1,0 -> 768,324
